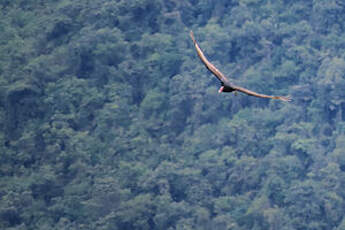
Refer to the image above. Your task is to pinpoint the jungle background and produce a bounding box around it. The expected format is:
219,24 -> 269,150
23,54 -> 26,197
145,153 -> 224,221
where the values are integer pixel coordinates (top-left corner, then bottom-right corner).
1,0 -> 345,229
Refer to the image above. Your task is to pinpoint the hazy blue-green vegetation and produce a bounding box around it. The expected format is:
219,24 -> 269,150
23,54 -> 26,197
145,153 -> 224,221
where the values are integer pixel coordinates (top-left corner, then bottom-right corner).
1,0 -> 345,229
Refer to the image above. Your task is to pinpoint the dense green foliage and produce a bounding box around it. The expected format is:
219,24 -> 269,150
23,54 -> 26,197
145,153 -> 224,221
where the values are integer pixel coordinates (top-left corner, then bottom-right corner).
1,0 -> 345,229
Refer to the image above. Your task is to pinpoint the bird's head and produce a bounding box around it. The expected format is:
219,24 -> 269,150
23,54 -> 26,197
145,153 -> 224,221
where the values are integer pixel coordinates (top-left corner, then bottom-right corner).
218,82 -> 235,93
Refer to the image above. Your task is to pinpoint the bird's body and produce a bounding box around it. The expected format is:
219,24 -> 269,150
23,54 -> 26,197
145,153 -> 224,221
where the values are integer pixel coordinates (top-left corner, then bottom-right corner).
190,31 -> 291,102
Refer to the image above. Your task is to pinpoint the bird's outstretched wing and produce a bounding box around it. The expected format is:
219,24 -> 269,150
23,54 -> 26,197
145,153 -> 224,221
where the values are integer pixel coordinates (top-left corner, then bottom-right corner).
232,85 -> 292,101
190,31 -> 230,84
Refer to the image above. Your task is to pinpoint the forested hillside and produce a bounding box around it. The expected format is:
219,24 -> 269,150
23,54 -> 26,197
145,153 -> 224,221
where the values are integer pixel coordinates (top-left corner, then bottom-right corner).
1,0 -> 345,229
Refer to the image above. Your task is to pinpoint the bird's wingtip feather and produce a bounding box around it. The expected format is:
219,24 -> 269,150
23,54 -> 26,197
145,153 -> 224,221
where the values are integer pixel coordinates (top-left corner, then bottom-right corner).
281,96 -> 292,102
190,31 -> 196,43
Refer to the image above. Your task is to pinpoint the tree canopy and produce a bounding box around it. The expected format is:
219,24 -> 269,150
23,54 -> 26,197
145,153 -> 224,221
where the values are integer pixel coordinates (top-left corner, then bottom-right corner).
1,0 -> 345,229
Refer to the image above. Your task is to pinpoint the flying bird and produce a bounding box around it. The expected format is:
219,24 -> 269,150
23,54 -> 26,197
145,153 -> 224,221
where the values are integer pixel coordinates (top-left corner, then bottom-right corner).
190,31 -> 291,102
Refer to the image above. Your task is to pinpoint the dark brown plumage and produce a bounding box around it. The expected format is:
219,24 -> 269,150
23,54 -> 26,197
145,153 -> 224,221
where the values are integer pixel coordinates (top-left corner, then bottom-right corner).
190,31 -> 291,102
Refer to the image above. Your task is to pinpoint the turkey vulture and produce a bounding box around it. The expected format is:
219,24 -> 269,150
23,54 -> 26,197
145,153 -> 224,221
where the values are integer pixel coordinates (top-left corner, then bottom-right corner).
190,31 -> 291,102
